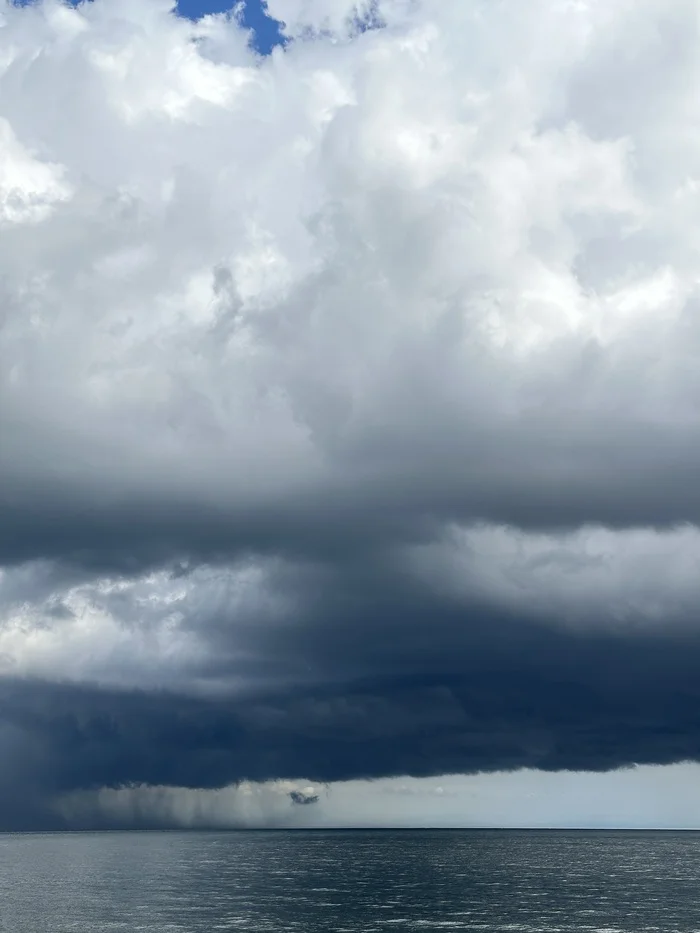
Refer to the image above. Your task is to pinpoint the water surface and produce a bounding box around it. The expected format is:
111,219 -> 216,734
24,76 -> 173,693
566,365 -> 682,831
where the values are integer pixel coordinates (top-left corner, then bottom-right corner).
0,829 -> 698,931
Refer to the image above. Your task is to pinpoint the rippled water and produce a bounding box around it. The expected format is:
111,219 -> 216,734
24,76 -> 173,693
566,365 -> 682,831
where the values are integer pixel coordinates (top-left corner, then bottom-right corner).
1,829 -> 699,931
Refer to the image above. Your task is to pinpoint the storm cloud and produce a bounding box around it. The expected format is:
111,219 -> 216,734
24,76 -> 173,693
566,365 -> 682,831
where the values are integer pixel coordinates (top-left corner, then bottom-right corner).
2,0 -> 700,828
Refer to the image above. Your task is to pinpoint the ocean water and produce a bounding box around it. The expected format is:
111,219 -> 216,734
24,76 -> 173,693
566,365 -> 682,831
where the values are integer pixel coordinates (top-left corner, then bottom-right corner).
0,829 -> 698,932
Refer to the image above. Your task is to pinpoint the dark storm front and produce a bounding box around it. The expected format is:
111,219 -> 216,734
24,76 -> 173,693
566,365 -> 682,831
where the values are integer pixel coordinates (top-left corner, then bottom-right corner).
1,830 -> 699,932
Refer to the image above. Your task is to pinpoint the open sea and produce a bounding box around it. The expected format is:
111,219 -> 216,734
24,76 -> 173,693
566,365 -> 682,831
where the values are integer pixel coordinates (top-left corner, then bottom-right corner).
0,829 -> 698,932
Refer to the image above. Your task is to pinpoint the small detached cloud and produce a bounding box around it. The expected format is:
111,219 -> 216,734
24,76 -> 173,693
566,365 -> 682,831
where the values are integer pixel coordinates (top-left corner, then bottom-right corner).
289,788 -> 320,805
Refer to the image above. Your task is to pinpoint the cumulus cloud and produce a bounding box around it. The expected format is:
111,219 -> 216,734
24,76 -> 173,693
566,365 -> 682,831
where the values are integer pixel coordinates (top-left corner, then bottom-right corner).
2,0 -> 700,827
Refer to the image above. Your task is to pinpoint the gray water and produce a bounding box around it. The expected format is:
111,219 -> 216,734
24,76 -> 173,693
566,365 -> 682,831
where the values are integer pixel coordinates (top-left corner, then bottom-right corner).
0,829 -> 698,932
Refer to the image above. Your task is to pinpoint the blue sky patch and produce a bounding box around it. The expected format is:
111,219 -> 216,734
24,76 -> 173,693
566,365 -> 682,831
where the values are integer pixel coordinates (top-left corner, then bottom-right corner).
176,0 -> 286,54
12,0 -> 286,55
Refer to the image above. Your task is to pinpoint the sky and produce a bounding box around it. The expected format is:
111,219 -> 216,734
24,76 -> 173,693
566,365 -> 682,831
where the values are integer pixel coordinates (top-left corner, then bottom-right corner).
3,0 -> 700,830
177,0 -> 286,54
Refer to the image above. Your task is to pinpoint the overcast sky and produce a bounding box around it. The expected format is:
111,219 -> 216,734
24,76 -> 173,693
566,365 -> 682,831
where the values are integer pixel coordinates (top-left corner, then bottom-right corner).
3,0 -> 700,830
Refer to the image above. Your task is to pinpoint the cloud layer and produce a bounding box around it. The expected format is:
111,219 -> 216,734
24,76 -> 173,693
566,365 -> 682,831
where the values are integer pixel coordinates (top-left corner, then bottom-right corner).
2,0 -> 700,827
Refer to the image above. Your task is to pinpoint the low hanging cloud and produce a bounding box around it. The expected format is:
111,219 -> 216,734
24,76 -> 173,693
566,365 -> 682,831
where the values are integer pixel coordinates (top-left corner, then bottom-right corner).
2,0 -> 700,828
289,789 -> 320,805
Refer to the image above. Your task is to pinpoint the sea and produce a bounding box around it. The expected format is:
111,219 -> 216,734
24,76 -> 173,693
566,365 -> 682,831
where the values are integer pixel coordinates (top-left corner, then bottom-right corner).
0,829 -> 698,932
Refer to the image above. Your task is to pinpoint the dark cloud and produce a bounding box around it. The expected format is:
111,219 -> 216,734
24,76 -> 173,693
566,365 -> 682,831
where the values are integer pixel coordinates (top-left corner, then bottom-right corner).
2,591 -> 700,828
4,416 -> 700,573
290,791 -> 319,805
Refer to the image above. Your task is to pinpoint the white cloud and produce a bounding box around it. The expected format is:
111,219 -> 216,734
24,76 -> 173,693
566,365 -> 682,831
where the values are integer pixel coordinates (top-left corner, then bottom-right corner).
0,117 -> 72,225
4,0 -> 700,507
0,558 -> 295,690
